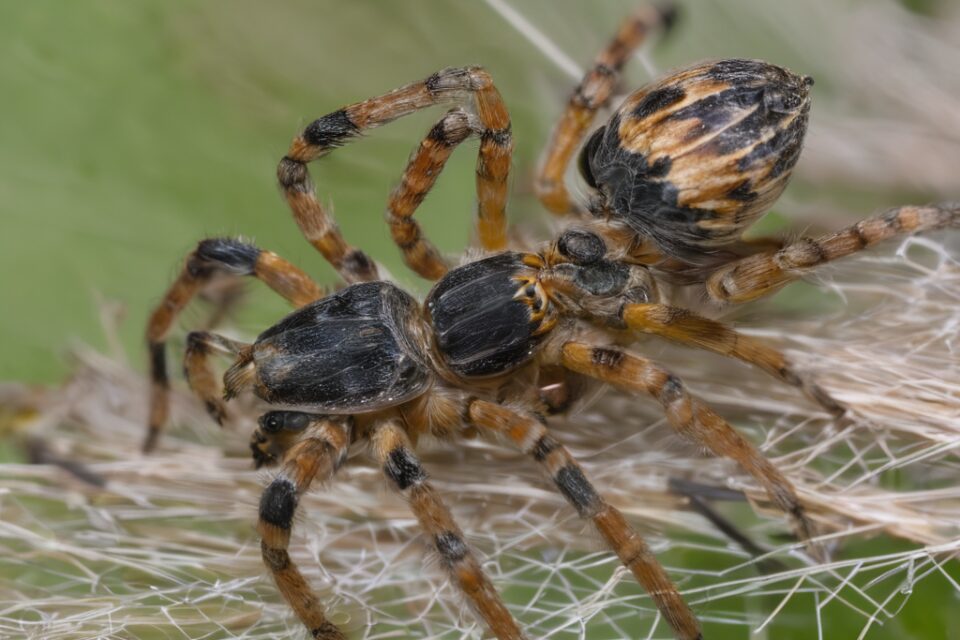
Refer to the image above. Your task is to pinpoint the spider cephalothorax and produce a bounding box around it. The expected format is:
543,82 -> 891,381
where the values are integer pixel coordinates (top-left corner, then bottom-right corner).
143,3 -> 958,639
426,252 -> 556,379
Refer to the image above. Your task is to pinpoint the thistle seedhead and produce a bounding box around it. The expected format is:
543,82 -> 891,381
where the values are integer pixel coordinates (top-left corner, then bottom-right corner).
581,58 -> 813,258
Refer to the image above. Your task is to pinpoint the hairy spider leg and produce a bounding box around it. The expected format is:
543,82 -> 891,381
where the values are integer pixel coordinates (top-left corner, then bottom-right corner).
279,66 -> 513,280
535,2 -> 677,215
387,108 -> 478,280
706,203 -> 960,304
144,238 -> 325,452
466,399 -> 702,640
621,303 -> 846,417
559,342 -> 822,558
182,331 -> 250,426
370,421 -> 526,640
258,416 -> 352,640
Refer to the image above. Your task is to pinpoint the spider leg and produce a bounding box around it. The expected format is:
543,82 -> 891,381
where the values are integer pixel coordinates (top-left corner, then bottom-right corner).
387,108 -> 477,280
706,203 -> 960,304
258,414 -> 352,640
182,331 -> 249,427
369,420 -> 525,640
280,66 -> 513,273
559,341 -> 821,557
465,399 -> 702,640
535,2 -> 676,215
620,303 -> 846,417
145,238 -> 325,452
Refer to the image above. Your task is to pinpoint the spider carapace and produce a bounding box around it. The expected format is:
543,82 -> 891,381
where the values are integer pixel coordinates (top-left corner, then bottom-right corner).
143,3 -> 958,639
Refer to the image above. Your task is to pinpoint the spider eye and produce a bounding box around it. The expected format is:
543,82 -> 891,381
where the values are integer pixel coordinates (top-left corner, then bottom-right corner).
260,412 -> 284,433
260,411 -> 313,433
577,127 -> 606,190
557,229 -> 606,265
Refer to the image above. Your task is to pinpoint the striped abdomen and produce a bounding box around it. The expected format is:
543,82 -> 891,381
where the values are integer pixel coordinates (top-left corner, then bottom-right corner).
581,58 -> 812,259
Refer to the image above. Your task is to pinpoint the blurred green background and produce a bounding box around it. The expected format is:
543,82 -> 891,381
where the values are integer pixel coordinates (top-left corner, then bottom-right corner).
0,0 -> 948,384
1,1 -> 957,638
3,0 -> 931,384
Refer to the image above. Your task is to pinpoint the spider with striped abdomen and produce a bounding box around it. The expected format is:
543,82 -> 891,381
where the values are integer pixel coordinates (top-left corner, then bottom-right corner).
143,3 -> 958,638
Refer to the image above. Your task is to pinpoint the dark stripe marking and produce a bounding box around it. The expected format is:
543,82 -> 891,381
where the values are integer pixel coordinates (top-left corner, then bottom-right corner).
311,622 -> 344,640
185,331 -> 210,356
427,116 -> 472,146
531,434 -> 560,462
341,250 -> 376,279
632,85 -> 686,120
591,347 -> 624,369
193,238 -> 260,275
481,126 -> 512,148
727,180 -> 758,202
259,477 -> 298,530
149,341 -> 168,384
303,109 -> 358,148
424,71 -> 443,94
884,209 -> 904,231
277,156 -> 309,190
659,374 -> 685,403
434,531 -> 469,564
384,447 -> 426,491
647,155 -> 672,178
555,464 -> 601,517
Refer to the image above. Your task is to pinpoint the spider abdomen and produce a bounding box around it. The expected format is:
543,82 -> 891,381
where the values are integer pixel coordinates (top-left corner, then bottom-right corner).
251,282 -> 430,412
581,58 -> 812,259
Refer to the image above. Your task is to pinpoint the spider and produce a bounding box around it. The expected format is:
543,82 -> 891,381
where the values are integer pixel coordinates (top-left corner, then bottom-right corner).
143,4 -> 958,639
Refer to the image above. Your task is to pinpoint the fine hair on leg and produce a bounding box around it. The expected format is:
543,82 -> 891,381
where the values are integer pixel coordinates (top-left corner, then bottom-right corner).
369,420 -> 526,640
559,341 -> 821,557
279,65 -> 514,281
466,398 -> 702,640
257,415 -> 352,640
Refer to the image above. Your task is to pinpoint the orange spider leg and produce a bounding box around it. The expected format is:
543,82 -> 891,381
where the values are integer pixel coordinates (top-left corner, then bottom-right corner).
258,415 -> 352,640
387,108 -> 477,280
466,399 -> 701,640
559,341 -> 821,556
280,66 -> 513,271
182,331 -> 250,426
707,203 -> 960,304
535,2 -> 676,215
621,303 -> 846,417
370,420 -> 526,640
144,238 -> 324,452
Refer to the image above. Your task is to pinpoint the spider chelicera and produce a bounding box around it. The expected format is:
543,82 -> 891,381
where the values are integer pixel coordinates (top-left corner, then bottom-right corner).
143,3 -> 958,638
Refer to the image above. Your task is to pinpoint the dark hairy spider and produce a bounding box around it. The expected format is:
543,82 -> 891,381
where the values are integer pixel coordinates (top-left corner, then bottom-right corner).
143,3 -> 958,639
